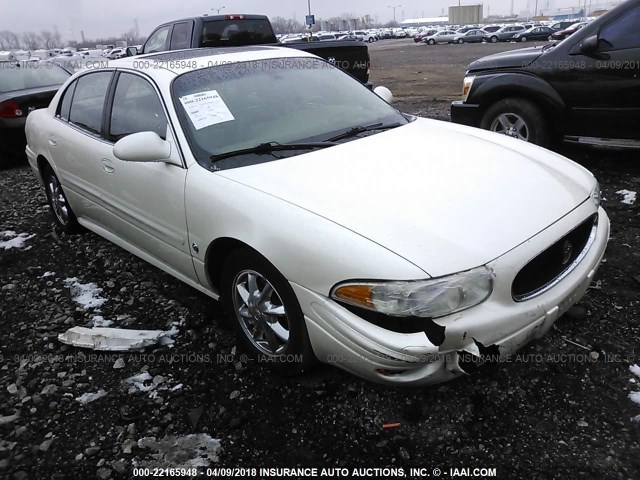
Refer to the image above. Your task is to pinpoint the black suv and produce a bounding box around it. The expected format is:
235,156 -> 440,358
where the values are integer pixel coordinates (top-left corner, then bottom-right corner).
451,0 -> 640,149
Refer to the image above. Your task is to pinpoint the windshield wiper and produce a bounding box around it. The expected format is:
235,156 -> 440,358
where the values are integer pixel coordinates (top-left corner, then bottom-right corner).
542,42 -> 557,52
327,122 -> 403,142
210,141 -> 337,162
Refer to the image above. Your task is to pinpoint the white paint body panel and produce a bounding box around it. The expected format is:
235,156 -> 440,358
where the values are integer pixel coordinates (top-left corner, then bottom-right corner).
25,47 -> 609,385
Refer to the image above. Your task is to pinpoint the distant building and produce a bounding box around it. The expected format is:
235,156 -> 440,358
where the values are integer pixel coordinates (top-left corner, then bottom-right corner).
540,7 -> 584,19
449,5 -> 483,25
400,17 -> 449,27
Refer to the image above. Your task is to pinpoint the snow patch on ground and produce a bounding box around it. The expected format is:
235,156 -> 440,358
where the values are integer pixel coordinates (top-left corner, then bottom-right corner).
76,389 -> 107,405
123,371 -> 182,398
0,231 -> 36,250
39,271 -> 56,278
137,434 -> 221,467
629,364 -> 640,378
63,278 -> 108,310
616,190 -> 636,205
90,316 -> 113,327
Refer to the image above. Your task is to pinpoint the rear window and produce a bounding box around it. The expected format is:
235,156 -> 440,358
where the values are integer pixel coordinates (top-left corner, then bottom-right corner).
0,62 -> 70,93
200,19 -> 277,47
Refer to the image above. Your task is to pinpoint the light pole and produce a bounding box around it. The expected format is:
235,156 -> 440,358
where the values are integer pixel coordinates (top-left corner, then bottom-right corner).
212,6 -> 225,15
388,4 -> 401,23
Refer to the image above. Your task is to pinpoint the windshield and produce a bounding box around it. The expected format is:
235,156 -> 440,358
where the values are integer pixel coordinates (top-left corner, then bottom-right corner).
172,57 -> 407,169
0,62 -> 70,93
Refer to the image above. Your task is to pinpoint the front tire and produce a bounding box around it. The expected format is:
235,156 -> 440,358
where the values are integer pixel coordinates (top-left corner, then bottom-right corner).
221,249 -> 316,376
458,38 -> 464,44
490,36 -> 498,43
521,36 -> 528,42
428,39 -> 435,45
42,164 -> 81,233
480,97 -> 550,147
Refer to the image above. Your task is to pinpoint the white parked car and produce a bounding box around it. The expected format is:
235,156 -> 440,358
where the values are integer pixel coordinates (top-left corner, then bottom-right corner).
25,47 -> 609,385
353,30 -> 377,43
106,47 -> 127,59
424,30 -> 458,44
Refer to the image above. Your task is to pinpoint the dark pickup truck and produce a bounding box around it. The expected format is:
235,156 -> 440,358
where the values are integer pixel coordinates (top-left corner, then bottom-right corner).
451,0 -> 640,149
131,14 -> 370,84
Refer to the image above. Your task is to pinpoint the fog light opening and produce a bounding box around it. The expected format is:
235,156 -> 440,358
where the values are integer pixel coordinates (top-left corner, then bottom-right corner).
376,368 -> 409,377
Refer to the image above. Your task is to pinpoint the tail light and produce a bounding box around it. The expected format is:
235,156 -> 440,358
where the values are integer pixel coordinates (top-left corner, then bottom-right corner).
0,100 -> 22,118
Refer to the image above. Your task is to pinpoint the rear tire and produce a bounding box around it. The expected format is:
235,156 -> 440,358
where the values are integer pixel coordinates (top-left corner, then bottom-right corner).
480,97 -> 550,147
458,38 -> 464,44
221,248 -> 316,376
521,36 -> 528,42
490,36 -> 498,43
42,164 -> 82,234
428,39 -> 435,45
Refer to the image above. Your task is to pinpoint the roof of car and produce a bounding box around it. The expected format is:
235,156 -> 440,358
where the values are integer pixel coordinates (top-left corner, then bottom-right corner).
109,46 -> 315,76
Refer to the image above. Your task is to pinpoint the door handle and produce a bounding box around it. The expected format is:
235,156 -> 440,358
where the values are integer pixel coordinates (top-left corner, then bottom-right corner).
48,137 -> 57,146
101,158 -> 115,174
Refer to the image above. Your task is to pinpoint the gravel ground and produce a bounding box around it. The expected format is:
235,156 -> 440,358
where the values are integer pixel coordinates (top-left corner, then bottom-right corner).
1,40 -> 640,480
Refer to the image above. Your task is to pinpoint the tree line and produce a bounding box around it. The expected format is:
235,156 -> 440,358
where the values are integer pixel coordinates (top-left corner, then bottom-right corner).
0,28 -> 146,51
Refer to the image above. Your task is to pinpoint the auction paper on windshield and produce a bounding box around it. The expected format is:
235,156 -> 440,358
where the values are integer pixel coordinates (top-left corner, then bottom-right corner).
179,90 -> 235,130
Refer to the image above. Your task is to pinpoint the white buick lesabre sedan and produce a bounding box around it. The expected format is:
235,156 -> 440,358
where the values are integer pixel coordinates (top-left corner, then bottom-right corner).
26,47 -> 609,385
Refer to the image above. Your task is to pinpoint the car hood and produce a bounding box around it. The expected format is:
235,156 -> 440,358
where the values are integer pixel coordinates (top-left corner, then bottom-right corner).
468,46 -> 544,71
217,118 -> 595,277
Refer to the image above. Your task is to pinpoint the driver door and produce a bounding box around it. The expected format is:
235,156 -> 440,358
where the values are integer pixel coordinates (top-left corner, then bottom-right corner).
98,71 -> 196,281
553,4 -> 640,139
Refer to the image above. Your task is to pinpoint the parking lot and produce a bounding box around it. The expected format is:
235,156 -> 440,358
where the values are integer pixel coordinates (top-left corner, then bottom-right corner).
1,38 -> 640,479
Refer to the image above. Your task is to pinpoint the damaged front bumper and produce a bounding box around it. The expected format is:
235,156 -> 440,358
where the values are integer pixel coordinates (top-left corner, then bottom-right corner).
295,203 -> 610,386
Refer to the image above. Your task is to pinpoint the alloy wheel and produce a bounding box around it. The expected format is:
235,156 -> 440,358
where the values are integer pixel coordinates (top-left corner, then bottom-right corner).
232,269 -> 290,355
490,113 -> 530,141
47,174 -> 70,226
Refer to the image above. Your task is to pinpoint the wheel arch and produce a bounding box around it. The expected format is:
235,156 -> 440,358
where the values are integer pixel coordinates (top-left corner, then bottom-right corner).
204,237 -> 265,294
36,154 -> 53,183
469,73 -> 566,129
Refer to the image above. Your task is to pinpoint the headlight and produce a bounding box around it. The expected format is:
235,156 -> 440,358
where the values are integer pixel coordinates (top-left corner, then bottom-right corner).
591,181 -> 601,208
461,75 -> 475,101
331,266 -> 494,319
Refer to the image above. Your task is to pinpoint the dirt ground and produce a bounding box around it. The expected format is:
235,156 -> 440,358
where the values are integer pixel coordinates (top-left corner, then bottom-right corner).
1,39 -> 639,480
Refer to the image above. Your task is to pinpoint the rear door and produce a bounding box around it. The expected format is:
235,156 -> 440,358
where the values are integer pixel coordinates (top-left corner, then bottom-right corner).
46,70 -> 114,222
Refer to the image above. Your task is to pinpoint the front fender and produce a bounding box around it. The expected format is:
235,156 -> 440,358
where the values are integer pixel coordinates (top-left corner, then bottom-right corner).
468,72 -> 565,115
185,164 -> 428,297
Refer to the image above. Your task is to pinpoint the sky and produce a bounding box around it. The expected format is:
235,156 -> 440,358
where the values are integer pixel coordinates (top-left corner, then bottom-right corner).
0,0 -> 605,41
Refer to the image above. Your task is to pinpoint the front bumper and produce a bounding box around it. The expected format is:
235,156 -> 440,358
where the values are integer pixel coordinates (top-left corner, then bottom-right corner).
295,202 -> 609,386
450,100 -> 482,127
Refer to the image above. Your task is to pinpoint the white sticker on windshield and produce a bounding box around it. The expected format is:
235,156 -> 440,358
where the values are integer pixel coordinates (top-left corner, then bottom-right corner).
178,90 -> 235,130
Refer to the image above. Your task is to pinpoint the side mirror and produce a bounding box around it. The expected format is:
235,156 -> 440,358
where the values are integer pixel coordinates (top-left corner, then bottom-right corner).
126,46 -> 138,57
574,34 -> 599,55
374,86 -> 394,104
113,132 -> 171,162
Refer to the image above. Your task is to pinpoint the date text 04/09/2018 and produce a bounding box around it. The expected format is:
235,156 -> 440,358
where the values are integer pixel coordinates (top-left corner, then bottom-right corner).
207,467 -> 408,477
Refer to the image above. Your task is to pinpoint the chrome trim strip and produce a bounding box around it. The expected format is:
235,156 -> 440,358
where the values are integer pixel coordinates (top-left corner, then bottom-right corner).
514,223 -> 598,302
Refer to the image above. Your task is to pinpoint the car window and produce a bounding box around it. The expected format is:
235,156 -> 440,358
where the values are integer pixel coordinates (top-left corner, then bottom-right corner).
68,72 -> 111,135
0,62 -> 70,93
109,73 -> 167,142
599,5 -> 640,51
201,19 -> 277,47
57,80 -> 76,121
145,26 -> 171,53
170,22 -> 190,50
